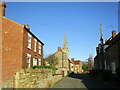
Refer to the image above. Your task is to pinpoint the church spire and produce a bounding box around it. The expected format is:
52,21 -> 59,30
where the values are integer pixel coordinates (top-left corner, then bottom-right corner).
62,33 -> 69,59
64,33 -> 68,48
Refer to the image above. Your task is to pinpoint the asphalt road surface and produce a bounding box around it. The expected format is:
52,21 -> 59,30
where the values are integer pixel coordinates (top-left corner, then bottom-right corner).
52,73 -> 108,89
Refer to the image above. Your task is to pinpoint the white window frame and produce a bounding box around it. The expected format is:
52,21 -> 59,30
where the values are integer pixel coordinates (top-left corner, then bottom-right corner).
33,58 -> 37,66
27,53 -> 31,68
38,58 -> 41,66
27,33 -> 32,49
38,43 -> 41,55
34,39 -> 37,52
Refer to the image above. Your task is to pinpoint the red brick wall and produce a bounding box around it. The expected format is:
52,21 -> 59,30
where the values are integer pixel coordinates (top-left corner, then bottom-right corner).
2,16 -> 44,82
2,17 -> 24,82
22,30 -> 44,68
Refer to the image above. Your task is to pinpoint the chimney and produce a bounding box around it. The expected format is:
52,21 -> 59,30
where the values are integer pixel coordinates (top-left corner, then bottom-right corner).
96,47 -> 99,55
1,0 -> 6,16
105,39 -> 108,43
112,30 -> 116,38
24,24 -> 30,30
71,58 -> 74,61
58,47 -> 62,51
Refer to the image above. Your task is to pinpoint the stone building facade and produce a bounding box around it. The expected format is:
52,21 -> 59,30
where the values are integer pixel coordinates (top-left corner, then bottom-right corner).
1,1 -> 44,84
94,30 -> 120,75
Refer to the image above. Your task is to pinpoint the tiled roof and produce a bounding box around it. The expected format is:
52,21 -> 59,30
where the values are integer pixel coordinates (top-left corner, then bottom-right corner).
73,60 -> 81,65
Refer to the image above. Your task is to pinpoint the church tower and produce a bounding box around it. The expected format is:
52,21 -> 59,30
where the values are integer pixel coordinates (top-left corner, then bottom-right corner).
62,33 -> 69,59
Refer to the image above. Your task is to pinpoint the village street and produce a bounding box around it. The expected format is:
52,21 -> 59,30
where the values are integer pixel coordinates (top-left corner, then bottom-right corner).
52,74 -> 108,89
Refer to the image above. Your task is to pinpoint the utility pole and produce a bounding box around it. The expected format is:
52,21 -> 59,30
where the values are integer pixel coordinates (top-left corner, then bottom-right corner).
100,23 -> 105,71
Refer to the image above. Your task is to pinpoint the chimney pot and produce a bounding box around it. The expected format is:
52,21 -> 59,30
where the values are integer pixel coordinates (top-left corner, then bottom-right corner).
24,24 -> 30,30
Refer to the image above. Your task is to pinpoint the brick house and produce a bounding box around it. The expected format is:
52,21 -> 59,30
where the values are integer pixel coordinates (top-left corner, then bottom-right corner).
94,30 -> 120,76
1,1 -> 44,83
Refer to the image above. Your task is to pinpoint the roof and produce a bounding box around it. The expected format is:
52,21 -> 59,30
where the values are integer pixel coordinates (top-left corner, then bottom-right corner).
73,60 -> 81,65
105,32 -> 120,51
3,16 -> 44,45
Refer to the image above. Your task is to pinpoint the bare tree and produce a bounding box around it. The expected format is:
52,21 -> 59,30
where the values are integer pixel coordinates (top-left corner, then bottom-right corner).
87,55 -> 94,70
45,55 -> 58,66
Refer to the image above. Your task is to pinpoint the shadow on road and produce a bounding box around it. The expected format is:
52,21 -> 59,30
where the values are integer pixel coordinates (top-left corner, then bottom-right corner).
68,73 -> 109,89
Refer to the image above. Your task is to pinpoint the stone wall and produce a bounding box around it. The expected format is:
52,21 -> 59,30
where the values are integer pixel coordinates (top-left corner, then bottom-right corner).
56,68 -> 68,76
14,68 -> 62,88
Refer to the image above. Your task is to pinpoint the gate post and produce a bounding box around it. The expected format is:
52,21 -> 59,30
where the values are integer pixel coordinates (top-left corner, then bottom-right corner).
61,71 -> 64,77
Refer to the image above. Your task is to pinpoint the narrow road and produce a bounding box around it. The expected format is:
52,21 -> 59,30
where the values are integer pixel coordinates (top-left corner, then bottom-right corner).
52,73 -> 108,89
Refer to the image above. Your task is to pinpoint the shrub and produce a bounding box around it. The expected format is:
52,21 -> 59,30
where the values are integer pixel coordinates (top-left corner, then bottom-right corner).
32,66 -> 55,69
32,65 -> 56,76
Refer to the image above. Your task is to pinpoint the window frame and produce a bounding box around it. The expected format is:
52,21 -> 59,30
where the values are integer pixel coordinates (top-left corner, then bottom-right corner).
34,39 -> 37,52
33,58 -> 38,66
38,58 -> 41,66
38,43 -> 41,55
27,33 -> 32,49
27,53 -> 31,68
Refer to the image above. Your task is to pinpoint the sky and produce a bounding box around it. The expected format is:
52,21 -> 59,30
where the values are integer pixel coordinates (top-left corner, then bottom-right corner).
4,2 -> 118,61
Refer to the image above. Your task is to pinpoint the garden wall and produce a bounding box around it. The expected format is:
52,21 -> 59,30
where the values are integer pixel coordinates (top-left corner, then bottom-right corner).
14,68 -> 62,88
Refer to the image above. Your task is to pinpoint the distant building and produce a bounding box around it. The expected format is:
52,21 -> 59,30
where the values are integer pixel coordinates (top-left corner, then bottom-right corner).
94,30 -> 120,75
70,58 -> 83,73
1,1 -> 44,84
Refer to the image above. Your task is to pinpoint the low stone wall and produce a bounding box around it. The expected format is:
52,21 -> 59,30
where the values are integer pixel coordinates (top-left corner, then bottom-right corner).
14,68 -> 62,88
51,75 -> 62,87
2,81 -> 14,88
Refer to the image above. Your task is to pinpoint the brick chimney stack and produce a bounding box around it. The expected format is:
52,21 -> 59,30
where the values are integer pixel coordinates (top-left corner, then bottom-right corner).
112,30 -> 116,38
96,47 -> 99,55
1,0 -> 6,16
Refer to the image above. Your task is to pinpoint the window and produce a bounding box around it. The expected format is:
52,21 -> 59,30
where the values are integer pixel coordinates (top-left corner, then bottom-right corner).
34,39 -> 37,52
111,62 -> 116,74
28,33 -> 32,49
38,43 -> 41,55
27,53 -> 31,68
33,58 -> 37,66
104,61 -> 106,70
100,62 -> 102,70
107,65 -> 110,70
38,58 -> 41,66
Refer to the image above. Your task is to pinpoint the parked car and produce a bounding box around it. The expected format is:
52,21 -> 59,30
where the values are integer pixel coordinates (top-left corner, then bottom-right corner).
86,71 -> 90,73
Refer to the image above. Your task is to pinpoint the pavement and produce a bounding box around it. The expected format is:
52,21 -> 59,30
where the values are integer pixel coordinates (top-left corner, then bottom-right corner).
52,73 -> 108,89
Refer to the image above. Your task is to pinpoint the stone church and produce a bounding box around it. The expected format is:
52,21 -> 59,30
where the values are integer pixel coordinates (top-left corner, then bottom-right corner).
50,33 -> 70,76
